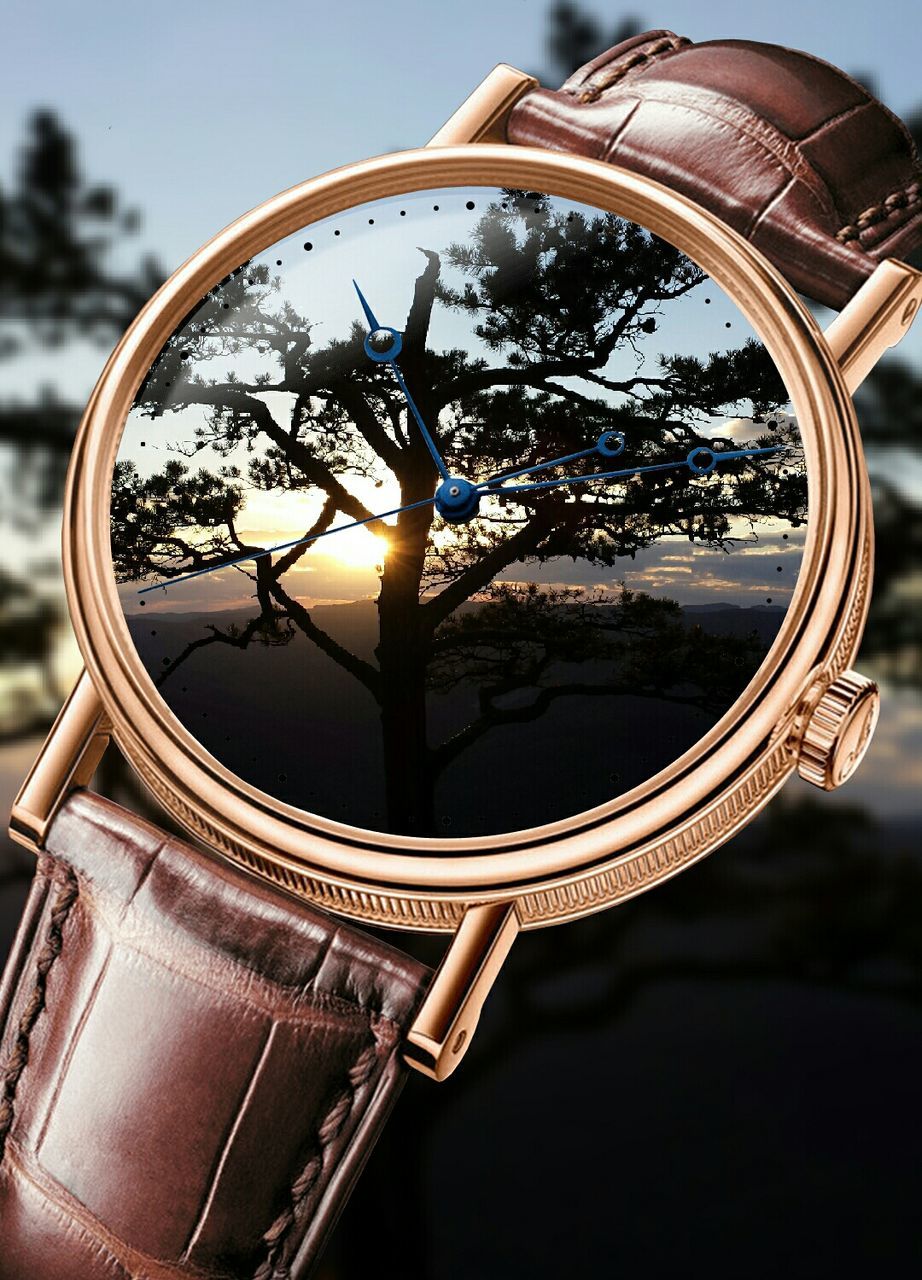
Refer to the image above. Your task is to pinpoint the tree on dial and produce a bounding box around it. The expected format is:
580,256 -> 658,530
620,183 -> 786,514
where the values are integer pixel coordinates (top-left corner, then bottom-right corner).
113,191 -> 805,836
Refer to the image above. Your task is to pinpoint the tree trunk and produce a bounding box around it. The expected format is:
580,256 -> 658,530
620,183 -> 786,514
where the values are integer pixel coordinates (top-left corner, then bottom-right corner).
375,500 -> 436,836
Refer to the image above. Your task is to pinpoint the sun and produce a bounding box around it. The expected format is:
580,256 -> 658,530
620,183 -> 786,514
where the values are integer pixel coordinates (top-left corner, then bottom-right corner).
319,526 -> 388,570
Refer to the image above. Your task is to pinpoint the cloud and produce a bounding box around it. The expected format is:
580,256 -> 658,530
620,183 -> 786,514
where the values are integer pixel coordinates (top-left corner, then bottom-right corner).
824,686 -> 922,818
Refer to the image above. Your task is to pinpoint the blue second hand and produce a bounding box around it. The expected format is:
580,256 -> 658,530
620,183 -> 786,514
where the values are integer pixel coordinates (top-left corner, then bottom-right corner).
137,495 -> 438,595
139,437 -> 782,594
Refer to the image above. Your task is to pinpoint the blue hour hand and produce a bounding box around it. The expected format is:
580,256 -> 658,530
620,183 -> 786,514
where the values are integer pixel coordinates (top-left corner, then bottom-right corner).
353,279 -> 449,480
353,279 -> 402,361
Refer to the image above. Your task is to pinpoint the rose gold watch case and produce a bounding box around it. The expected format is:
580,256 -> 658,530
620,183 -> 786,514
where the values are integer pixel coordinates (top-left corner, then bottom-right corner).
46,143 -> 875,934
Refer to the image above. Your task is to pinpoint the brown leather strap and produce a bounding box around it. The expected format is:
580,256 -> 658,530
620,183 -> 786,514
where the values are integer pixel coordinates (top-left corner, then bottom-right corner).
0,791 -> 429,1280
506,29 -> 922,309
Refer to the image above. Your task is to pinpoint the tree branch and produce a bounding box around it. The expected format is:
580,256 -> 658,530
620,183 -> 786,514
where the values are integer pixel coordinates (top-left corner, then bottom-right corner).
155,613 -> 271,686
403,249 -> 441,355
270,494 -> 337,579
432,680 -> 717,774
421,506 -> 560,630
169,385 -> 375,523
268,579 -> 381,697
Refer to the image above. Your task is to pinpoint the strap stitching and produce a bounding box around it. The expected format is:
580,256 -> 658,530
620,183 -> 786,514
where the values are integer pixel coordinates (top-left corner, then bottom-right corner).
573,35 -> 690,104
253,1034 -> 386,1279
837,180 -> 922,243
0,860 -> 78,1162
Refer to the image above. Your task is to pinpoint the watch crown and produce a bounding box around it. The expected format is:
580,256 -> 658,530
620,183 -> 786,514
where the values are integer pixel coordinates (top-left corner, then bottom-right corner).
797,669 -> 880,791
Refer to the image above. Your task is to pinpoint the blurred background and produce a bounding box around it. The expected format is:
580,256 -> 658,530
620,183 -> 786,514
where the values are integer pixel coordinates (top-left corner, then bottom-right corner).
1,2 -> 919,1276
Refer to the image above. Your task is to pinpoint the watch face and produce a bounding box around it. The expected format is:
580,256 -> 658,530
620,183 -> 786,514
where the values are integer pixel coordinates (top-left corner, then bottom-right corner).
112,185 -> 807,839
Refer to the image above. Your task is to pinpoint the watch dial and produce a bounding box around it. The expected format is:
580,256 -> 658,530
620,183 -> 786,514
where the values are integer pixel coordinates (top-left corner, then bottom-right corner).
112,186 -> 807,838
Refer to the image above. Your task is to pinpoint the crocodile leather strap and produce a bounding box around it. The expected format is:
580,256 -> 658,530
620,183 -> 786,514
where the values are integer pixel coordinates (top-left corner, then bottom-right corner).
0,792 -> 430,1280
507,30 -> 922,309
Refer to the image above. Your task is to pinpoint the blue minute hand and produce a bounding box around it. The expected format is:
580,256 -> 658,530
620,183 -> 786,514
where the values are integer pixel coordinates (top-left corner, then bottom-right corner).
353,279 -> 449,481
136,495 -> 438,595
478,444 -> 783,496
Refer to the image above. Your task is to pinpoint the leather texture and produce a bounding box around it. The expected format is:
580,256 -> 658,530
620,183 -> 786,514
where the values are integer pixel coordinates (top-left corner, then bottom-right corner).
0,791 -> 430,1280
507,30 -> 922,310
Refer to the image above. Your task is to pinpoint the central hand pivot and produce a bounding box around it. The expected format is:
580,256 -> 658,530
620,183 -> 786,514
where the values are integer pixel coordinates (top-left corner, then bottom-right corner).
435,476 -> 481,523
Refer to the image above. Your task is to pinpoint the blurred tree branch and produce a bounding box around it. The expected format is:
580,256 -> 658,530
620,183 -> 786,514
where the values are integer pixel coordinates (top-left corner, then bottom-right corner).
0,111 -> 164,736
0,111 -> 161,337
541,1 -> 642,82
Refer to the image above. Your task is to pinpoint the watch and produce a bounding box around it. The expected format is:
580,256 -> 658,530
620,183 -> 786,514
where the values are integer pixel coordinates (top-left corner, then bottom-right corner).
2,27 -> 920,1279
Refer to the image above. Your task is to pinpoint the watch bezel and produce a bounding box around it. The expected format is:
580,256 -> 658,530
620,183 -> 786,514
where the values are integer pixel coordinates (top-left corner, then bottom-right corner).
64,144 -> 869,930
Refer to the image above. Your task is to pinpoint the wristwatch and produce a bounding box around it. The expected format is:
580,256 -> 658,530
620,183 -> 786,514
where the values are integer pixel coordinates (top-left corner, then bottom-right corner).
3,27 -> 921,1279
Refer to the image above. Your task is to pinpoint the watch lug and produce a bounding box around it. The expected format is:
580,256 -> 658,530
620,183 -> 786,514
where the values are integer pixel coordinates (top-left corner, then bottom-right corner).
824,258 -> 922,394
405,900 -> 519,1081
9,668 -> 110,852
427,64 -> 538,147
